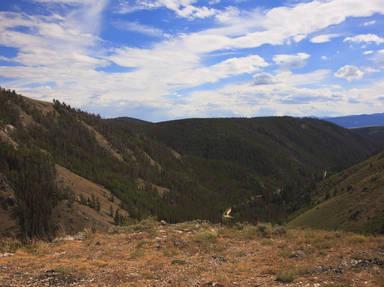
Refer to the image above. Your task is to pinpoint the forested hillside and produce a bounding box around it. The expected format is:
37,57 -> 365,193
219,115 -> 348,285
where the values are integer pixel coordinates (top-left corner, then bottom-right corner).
355,126 -> 384,150
126,117 -> 378,218
0,88 -> 380,238
0,144 -> 58,240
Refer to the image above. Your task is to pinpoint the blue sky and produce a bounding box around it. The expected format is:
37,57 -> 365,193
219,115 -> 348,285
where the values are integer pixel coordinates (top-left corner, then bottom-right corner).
0,0 -> 383,121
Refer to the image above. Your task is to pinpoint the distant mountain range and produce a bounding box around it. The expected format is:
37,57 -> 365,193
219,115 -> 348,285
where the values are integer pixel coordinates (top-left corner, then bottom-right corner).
325,113 -> 384,129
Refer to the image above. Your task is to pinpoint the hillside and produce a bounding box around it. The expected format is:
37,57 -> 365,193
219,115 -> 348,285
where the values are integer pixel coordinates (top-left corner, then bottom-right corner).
289,152 -> 384,234
0,88 -> 380,237
147,116 -> 375,172
135,117 -> 378,217
325,113 -> 384,128
0,220 -> 383,286
0,161 -> 126,237
355,126 -> 384,150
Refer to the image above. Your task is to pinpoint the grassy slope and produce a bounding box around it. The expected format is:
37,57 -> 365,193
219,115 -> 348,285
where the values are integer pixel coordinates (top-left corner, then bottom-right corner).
54,165 -> 129,234
289,152 -> 384,234
0,164 -> 128,236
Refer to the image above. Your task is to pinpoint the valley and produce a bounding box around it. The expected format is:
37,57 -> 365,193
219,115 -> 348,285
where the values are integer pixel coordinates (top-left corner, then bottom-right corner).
1,88 -> 381,238
0,88 -> 384,286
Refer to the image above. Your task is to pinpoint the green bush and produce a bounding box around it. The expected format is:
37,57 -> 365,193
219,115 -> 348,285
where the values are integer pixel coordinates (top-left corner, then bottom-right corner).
276,270 -> 296,283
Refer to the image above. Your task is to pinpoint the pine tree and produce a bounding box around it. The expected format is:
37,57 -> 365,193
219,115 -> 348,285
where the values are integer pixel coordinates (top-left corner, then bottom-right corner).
114,209 -> 121,225
79,194 -> 87,205
95,197 -> 101,212
12,147 -> 58,241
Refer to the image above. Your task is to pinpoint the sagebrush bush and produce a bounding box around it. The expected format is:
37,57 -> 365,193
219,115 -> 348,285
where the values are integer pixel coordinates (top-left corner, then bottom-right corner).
276,270 -> 296,283
193,229 -> 218,242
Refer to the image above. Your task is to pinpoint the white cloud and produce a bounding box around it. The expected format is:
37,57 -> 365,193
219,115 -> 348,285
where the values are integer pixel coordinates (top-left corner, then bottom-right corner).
273,53 -> 310,69
33,0 -> 92,3
310,34 -> 339,43
335,65 -> 364,81
344,34 -> 384,45
227,0 -> 384,49
252,73 -> 276,85
117,0 -> 217,19
167,69 -> 335,118
108,49 -> 267,92
1,0 -> 384,119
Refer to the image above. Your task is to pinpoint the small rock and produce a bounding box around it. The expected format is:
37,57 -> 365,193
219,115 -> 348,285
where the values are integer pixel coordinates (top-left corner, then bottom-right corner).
53,251 -> 66,257
74,232 -> 86,241
290,250 -> 305,258
212,255 -> 227,263
202,282 -> 225,287
54,235 -> 75,242
0,253 -> 14,258
173,239 -> 187,248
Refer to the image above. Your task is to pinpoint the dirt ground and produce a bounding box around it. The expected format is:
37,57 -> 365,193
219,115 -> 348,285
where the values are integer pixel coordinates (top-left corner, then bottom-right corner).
0,220 -> 383,287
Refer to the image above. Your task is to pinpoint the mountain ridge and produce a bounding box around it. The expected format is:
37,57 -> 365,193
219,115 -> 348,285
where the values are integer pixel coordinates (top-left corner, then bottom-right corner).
0,88 -> 382,238
324,112 -> 384,129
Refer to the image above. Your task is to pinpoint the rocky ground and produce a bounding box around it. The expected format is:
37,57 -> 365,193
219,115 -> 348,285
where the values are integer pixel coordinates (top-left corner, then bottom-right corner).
0,220 -> 383,287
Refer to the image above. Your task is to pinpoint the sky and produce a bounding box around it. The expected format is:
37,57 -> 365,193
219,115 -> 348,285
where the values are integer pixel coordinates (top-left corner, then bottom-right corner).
0,0 -> 383,121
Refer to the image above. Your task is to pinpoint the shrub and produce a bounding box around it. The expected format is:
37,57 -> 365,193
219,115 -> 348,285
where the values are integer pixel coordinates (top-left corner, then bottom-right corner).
240,225 -> 259,239
0,239 -> 22,253
256,223 -> 272,238
171,259 -> 187,265
272,225 -> 287,236
348,234 -> 367,244
276,270 -> 296,283
193,229 -> 218,242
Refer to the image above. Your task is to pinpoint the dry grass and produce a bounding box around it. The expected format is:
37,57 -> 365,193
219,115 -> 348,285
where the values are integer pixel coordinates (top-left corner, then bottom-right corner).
0,223 -> 383,286
193,229 -> 218,242
0,239 -> 22,253
275,270 -> 296,283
